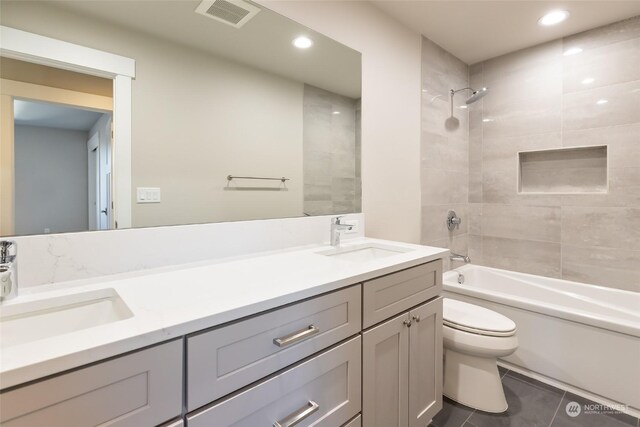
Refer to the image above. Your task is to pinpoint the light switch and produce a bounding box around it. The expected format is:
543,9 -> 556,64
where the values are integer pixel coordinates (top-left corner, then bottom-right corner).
137,187 -> 161,203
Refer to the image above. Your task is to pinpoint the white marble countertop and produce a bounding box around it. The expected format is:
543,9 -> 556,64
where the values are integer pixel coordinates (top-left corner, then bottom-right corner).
0,237 -> 447,389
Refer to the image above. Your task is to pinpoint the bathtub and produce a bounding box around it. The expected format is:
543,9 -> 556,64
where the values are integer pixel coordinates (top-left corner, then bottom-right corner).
443,264 -> 640,417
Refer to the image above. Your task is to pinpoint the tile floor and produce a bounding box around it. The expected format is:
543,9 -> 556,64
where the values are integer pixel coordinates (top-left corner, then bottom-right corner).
430,366 -> 640,427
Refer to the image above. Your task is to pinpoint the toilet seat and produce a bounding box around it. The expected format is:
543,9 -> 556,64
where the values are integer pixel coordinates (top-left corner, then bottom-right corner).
444,298 -> 516,337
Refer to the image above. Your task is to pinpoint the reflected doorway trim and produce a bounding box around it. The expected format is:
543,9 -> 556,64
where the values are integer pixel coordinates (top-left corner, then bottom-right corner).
0,25 -> 136,231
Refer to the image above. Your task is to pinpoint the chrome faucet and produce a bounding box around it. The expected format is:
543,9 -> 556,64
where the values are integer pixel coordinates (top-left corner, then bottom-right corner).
0,240 -> 17,301
330,216 -> 353,247
450,252 -> 470,263
447,210 -> 462,231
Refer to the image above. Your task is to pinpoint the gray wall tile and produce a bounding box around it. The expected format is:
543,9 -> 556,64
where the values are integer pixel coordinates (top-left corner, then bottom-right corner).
459,17 -> 640,286
482,204 -> 561,242
562,245 -> 640,292
562,206 -> 640,250
421,35 -> 470,258
482,236 -> 562,277
563,80 -> 640,131
303,84 -> 360,215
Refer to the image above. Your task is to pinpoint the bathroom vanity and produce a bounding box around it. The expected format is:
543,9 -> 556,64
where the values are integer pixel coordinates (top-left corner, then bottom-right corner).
0,239 -> 446,426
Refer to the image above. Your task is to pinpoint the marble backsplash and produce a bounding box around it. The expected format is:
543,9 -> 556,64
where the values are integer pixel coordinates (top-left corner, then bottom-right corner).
10,213 -> 365,288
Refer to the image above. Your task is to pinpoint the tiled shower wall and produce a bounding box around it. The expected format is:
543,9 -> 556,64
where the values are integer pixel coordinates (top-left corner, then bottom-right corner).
303,84 -> 361,215
420,37 -> 470,271
467,16 -> 640,292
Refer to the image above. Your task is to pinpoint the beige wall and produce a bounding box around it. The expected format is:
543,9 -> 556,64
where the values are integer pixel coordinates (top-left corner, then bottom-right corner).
467,16 -> 640,292
1,1 -> 305,228
420,36 -> 470,271
262,1 -> 423,243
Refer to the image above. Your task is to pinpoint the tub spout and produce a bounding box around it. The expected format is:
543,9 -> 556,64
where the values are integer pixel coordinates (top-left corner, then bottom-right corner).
450,252 -> 471,263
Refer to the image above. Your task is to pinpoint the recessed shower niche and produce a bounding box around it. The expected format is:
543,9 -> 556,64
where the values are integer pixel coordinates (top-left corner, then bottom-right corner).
518,145 -> 608,194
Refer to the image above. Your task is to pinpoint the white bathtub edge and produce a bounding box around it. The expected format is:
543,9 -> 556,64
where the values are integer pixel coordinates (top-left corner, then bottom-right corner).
444,284 -> 640,338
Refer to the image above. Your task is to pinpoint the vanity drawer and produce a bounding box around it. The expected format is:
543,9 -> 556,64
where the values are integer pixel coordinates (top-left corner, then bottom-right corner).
187,336 -> 361,427
343,414 -> 362,427
363,260 -> 442,328
0,340 -> 183,427
187,284 -> 361,410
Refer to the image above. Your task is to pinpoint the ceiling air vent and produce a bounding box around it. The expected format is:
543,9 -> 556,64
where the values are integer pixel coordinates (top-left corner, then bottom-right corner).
195,0 -> 260,28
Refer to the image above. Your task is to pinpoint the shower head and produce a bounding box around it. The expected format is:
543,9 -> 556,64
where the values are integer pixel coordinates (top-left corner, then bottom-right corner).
466,87 -> 488,104
450,87 -> 489,105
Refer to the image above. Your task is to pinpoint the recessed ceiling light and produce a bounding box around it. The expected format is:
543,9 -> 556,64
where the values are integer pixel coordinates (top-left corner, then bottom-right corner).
482,118 -> 494,123
292,36 -> 313,49
581,77 -> 595,85
459,105 -> 468,109
538,10 -> 570,26
563,47 -> 583,56
332,111 -> 341,115
596,99 -> 608,105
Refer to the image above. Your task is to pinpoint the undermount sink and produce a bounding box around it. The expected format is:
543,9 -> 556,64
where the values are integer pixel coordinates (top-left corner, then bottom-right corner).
0,288 -> 133,349
316,243 -> 414,262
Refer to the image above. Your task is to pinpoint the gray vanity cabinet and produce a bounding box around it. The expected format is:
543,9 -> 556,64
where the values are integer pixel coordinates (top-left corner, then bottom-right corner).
160,419 -> 185,427
0,340 -> 183,427
187,285 -> 361,411
363,260 -> 441,329
1,258 -> 444,427
343,415 -> 362,427
362,298 -> 443,427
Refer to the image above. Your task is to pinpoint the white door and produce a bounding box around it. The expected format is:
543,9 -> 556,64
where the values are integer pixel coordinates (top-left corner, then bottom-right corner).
87,133 -> 99,231
98,117 -> 112,230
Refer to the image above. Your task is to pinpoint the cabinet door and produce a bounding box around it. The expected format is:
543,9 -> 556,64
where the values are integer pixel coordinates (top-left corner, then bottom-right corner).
0,340 -> 183,427
408,298 -> 443,427
362,312 -> 410,427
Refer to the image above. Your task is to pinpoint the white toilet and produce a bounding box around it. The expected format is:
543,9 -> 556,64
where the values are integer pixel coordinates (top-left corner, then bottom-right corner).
442,298 -> 518,413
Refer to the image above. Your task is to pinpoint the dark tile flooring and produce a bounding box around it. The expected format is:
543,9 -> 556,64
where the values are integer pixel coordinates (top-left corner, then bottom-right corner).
430,366 -> 640,427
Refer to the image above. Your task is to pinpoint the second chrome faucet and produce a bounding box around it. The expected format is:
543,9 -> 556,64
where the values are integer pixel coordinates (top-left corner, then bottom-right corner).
330,216 -> 353,247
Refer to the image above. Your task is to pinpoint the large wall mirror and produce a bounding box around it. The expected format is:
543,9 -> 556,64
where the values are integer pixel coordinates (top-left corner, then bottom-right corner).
0,0 -> 361,237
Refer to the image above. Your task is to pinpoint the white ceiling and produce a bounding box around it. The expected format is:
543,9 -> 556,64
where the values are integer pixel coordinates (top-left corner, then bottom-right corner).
372,1 -> 640,64
45,1 -> 362,98
14,99 -> 104,131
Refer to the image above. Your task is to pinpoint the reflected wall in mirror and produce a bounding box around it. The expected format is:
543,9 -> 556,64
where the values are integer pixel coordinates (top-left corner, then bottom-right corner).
0,0 -> 361,237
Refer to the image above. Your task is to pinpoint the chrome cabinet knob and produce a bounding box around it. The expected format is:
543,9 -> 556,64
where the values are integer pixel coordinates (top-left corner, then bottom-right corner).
403,319 -> 412,327
412,315 -> 421,323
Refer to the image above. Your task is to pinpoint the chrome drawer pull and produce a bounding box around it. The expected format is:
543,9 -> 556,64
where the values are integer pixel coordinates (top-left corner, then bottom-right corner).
273,325 -> 320,347
273,400 -> 320,427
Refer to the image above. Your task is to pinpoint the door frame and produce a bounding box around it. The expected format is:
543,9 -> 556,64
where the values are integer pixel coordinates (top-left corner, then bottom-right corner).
0,25 -> 135,234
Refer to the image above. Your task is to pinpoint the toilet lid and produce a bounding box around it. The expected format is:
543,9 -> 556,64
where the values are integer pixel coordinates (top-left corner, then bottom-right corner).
443,298 -> 516,337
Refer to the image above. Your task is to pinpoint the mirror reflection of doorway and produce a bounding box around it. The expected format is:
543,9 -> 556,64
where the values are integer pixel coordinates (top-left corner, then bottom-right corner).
13,99 -> 112,234
0,57 -> 114,235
